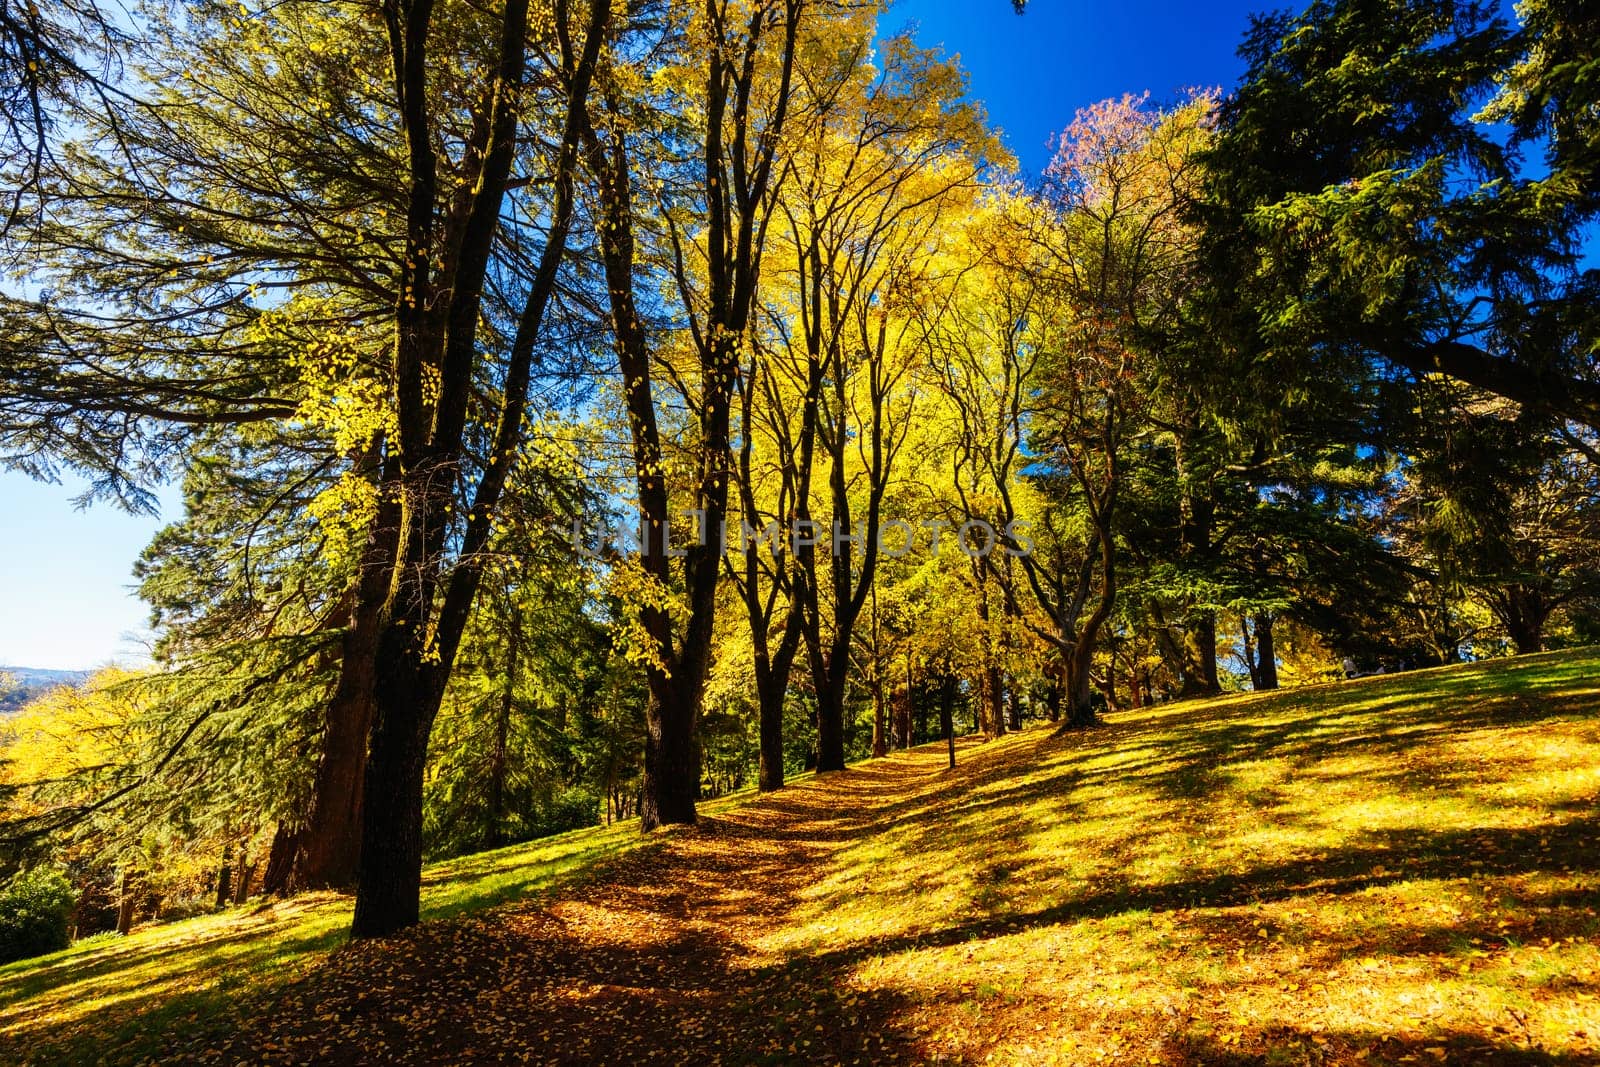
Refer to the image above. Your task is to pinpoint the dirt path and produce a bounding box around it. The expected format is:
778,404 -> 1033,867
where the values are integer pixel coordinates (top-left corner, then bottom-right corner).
166,739 -> 996,1065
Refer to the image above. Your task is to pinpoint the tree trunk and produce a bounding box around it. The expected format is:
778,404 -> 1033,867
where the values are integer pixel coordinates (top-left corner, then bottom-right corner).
343,0 -> 605,942
486,688 -> 510,850
1252,612 -> 1279,690
116,870 -> 137,935
1175,432 -> 1220,697
297,662 -> 378,890
974,572 -> 1005,737
1502,587 -> 1548,654
939,674 -> 956,769
486,615 -> 518,850
232,853 -> 253,905
641,669 -> 700,829
213,848 -> 232,909
1195,612 -> 1221,693
756,672 -> 786,792
350,615 -> 440,938
985,666 -> 1006,737
298,455 -> 397,891
871,670 -> 888,758
261,823 -> 298,897
1057,650 -> 1100,732
913,677 -> 928,745
901,656 -> 915,749
814,646 -> 847,771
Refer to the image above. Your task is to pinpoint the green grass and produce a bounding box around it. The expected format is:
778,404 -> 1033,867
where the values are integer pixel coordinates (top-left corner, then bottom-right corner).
768,650 -> 1600,1063
0,816 -> 663,1065
0,776 -> 779,1066
3,650 -> 1598,1065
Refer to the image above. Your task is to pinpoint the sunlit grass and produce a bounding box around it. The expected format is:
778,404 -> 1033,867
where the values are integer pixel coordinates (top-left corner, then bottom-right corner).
2,651 -> 1597,1064
771,649 -> 1600,1063
0,819 -> 655,1063
0,780 -> 773,1065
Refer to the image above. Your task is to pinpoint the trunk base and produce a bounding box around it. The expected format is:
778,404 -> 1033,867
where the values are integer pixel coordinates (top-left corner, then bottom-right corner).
1052,714 -> 1101,736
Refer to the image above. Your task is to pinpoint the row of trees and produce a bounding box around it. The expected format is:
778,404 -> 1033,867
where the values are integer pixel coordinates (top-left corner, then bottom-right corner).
1,0 -> 1597,941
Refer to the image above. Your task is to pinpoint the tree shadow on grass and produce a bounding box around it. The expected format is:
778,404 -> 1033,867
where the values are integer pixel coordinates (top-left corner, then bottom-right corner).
10,653 -> 1599,1065
1165,1024 -> 1600,1065
151,808 -> 934,1065
0,916 -> 349,1066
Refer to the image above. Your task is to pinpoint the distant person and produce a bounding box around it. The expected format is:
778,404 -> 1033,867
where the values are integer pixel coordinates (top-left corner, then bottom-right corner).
1342,657 -> 1358,679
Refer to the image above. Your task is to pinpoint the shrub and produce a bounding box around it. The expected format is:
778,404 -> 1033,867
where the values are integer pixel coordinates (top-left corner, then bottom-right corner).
0,868 -> 78,964
542,787 -> 602,836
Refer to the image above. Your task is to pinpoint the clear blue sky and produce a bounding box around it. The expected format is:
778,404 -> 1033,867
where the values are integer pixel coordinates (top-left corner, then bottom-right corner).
0,0 -> 1270,670
0,472 -> 178,670
884,0 -> 1263,174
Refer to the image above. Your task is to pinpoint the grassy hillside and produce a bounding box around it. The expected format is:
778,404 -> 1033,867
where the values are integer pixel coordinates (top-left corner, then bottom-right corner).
3,650 -> 1597,1065
0,818 -> 657,1064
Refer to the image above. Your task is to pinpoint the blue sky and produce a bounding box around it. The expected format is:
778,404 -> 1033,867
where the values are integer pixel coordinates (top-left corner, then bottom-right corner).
885,0 -> 1261,174
0,0 -> 1270,670
0,472 -> 176,670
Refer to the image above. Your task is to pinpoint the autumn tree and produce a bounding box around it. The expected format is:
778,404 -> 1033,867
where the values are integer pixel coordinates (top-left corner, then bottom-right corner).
578,0 -> 805,826
344,0 -> 608,936
763,32 -> 994,772
962,95 -> 1205,726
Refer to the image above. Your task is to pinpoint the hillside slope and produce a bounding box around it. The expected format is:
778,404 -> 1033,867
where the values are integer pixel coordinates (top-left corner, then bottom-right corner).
3,650 -> 1598,1065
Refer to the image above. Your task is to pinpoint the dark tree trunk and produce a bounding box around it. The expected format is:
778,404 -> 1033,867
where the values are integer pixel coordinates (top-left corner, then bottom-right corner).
486,692 -> 510,850
1252,612 -> 1279,690
749,592 -> 803,793
939,674 -> 956,769
1166,617 -> 1215,698
1174,432 -> 1221,697
985,666 -> 1006,737
871,671 -> 888,758
736,355 -> 808,794
116,870 -> 137,935
345,0 -> 608,941
232,854 -> 253,905
351,613 -> 442,938
1195,612 -> 1221,693
901,656 -> 915,748
486,613 -> 518,849
1057,653 -> 1100,731
1502,587 -> 1549,654
213,848 -> 232,909
1044,678 -> 1062,723
261,823 -> 298,897
756,667 -> 787,791
597,1 -> 801,829
814,651 -> 847,772
974,573 -> 1005,737
641,671 -> 700,829
913,677 -> 929,744
298,456 -> 397,891
298,608 -> 382,889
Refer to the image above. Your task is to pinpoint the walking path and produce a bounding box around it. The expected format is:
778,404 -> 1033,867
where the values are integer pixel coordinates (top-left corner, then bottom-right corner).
168,738 -> 998,1065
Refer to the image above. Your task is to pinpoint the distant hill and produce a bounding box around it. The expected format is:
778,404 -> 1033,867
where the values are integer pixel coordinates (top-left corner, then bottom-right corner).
0,666 -> 92,713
